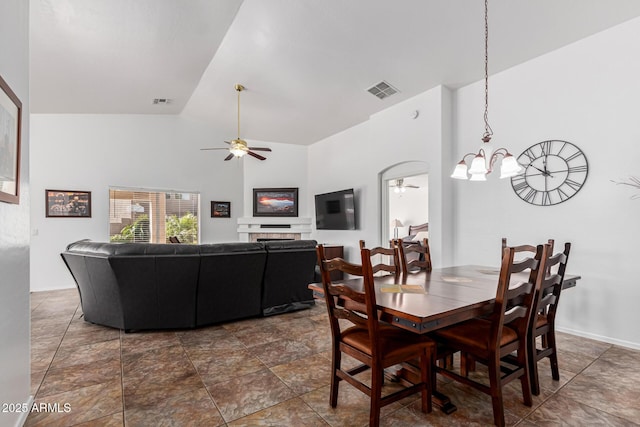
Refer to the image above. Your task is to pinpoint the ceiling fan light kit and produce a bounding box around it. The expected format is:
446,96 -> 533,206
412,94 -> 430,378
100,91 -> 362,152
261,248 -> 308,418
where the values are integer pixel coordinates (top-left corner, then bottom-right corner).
391,178 -> 419,193
200,83 -> 272,161
450,0 -> 522,181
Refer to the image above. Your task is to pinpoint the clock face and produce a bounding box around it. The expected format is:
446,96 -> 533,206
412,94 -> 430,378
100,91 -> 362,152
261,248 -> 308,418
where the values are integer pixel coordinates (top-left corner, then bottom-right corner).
511,140 -> 588,206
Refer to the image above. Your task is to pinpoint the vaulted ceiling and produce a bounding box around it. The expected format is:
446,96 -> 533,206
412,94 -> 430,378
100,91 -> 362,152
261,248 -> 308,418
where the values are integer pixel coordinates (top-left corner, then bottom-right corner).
30,0 -> 640,145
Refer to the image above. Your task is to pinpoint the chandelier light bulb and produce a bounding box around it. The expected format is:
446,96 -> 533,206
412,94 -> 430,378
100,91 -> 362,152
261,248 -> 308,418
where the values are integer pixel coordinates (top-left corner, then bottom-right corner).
468,154 -> 488,175
451,161 -> 469,180
499,154 -> 523,179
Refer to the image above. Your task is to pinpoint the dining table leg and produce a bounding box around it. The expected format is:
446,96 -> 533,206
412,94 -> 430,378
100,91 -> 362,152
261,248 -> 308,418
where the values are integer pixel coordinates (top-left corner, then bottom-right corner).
394,365 -> 457,414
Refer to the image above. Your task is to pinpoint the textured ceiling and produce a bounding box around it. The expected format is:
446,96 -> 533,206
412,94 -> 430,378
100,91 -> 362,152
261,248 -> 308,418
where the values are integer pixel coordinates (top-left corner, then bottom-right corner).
30,0 -> 640,145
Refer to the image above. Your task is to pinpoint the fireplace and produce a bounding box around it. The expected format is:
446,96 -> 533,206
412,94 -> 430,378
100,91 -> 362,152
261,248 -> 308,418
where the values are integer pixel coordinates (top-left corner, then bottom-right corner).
256,237 -> 295,242
237,217 -> 312,242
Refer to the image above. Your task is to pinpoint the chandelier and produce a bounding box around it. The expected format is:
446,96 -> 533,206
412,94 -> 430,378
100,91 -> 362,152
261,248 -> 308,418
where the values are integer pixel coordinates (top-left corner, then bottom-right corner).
451,0 -> 522,181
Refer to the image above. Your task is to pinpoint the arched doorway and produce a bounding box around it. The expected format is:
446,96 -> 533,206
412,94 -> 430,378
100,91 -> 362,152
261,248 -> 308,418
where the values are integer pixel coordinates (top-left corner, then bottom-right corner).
379,161 -> 429,244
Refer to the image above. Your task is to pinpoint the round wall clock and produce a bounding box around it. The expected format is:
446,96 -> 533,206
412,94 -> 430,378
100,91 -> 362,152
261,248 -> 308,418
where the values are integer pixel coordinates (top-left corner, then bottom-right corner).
510,140 -> 588,206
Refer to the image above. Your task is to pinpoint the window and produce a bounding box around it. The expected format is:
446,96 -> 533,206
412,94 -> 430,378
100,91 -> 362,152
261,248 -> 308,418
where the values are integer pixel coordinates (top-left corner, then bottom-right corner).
109,188 -> 200,243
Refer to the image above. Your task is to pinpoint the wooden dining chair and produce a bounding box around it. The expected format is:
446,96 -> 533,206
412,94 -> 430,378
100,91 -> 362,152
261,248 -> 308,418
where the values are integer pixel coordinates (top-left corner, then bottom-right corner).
394,238 -> 432,273
502,237 -> 554,260
358,240 -> 401,275
462,240 -> 544,377
316,244 -> 436,427
528,242 -> 571,395
432,244 -> 549,427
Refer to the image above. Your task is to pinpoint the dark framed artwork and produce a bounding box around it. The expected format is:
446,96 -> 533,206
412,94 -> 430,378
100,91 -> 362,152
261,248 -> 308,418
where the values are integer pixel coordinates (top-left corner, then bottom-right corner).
0,74 -> 22,204
46,190 -> 92,218
211,201 -> 231,218
253,187 -> 299,217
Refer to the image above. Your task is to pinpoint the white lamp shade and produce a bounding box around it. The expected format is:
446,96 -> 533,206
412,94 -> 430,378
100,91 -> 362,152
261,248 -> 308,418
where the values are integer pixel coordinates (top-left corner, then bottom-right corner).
470,172 -> 487,181
230,147 -> 246,157
499,154 -> 523,178
468,154 -> 488,175
392,219 -> 404,227
451,162 -> 469,179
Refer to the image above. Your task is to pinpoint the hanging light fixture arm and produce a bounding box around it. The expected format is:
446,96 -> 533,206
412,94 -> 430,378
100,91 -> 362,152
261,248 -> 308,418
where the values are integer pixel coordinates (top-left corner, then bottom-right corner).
450,0 -> 522,181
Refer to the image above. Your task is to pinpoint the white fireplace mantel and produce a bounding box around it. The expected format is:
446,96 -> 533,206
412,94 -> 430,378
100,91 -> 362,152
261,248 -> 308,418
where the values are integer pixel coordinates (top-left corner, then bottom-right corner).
237,217 -> 313,242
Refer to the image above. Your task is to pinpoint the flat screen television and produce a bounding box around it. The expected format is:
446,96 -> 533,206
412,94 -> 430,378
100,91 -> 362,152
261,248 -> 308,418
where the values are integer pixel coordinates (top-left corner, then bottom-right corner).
315,188 -> 356,230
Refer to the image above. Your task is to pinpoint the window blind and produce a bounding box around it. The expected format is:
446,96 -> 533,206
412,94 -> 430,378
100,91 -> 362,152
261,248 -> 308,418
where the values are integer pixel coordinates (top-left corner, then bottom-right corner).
109,188 -> 200,243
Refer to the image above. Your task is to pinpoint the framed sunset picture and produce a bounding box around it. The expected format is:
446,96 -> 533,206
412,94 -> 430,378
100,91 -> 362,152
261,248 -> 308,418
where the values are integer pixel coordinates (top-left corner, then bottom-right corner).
252,188 -> 298,217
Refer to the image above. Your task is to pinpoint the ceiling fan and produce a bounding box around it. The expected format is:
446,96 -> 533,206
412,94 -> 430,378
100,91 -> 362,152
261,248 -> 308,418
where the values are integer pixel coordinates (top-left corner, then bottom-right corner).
390,178 -> 420,193
200,84 -> 272,161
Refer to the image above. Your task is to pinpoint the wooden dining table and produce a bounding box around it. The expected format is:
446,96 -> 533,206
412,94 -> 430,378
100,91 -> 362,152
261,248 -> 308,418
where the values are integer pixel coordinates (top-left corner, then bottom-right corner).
308,264 -> 581,413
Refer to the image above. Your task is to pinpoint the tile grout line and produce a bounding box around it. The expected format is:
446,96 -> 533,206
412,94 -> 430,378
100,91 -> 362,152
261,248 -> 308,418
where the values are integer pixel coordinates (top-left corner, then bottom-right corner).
119,328 -> 126,426
176,331 -> 229,425
31,302 -> 79,400
553,344 -> 640,425
519,343 -> 615,425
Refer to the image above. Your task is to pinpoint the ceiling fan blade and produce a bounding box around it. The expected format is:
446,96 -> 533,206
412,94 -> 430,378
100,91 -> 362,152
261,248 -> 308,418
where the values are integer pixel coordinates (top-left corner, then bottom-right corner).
247,147 -> 272,152
201,147 -> 229,151
224,153 -> 235,161
223,141 -> 232,145
406,185 -> 420,188
247,150 -> 267,161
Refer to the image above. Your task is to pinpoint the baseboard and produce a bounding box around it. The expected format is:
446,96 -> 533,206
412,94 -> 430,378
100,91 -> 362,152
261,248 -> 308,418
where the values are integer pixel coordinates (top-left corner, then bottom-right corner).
556,326 -> 640,350
14,395 -> 34,427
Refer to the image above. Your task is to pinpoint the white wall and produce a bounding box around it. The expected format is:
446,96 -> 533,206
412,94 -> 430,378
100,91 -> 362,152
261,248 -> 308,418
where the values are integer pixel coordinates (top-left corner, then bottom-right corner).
453,16 -> 640,348
30,114 -> 246,291
0,1 -> 30,426
242,141 -> 309,217
308,86 -> 453,263
29,115 -> 311,291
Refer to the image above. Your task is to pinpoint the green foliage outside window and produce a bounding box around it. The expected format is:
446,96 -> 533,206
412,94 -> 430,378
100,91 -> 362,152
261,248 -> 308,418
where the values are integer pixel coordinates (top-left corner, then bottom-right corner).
110,213 -> 198,243
166,213 -> 198,243
110,214 -> 150,242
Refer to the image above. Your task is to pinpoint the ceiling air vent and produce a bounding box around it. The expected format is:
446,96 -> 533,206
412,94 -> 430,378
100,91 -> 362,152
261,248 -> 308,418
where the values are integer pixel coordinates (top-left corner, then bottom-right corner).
152,98 -> 172,105
367,81 -> 399,100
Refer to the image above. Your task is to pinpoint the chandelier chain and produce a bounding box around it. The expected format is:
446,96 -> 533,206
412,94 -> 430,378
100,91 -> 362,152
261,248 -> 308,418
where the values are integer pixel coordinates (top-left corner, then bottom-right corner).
483,0 -> 493,141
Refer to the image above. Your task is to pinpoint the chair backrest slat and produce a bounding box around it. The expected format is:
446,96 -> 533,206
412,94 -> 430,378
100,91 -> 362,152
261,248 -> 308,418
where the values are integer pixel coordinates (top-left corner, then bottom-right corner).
393,238 -> 432,273
359,240 -> 400,275
532,242 -> 571,324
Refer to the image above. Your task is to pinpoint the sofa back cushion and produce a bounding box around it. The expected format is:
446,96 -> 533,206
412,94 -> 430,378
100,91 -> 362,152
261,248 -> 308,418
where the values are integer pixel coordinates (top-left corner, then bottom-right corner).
261,240 -> 318,316
196,243 -> 267,326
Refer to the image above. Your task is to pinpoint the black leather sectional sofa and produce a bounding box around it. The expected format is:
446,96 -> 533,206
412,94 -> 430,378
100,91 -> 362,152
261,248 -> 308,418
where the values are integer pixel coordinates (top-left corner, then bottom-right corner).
61,239 -> 318,331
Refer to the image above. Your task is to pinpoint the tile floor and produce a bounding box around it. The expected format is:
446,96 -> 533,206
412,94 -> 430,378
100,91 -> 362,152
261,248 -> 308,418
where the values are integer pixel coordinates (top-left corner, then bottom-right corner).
27,288 -> 640,426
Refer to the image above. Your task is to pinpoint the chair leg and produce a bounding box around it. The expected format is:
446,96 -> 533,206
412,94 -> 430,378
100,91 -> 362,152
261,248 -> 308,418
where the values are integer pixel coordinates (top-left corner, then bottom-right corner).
528,332 -> 541,396
518,347 -> 533,407
330,350 -> 341,408
487,357 -> 505,427
461,352 -> 476,376
547,330 -> 560,381
370,364 -> 384,427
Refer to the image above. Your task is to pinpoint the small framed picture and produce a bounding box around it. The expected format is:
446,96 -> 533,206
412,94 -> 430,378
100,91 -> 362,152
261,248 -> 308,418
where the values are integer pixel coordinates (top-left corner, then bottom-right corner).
253,187 -> 298,217
0,73 -> 22,205
211,201 -> 231,218
46,190 -> 92,218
